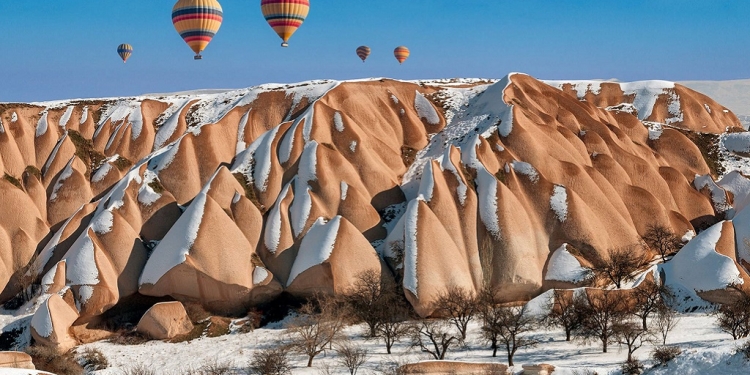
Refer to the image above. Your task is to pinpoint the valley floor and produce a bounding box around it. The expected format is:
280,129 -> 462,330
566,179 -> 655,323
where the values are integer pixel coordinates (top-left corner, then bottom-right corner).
67,313 -> 747,375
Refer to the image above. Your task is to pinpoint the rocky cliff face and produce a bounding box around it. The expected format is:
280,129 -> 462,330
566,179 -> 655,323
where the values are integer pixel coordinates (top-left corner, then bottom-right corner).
1,74 -> 748,348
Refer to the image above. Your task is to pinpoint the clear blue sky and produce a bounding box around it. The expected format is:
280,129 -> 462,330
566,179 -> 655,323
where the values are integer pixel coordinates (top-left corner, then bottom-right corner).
2,0 -> 750,102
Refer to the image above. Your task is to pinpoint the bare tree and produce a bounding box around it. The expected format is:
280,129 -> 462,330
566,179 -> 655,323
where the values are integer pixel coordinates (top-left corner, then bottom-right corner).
433,286 -> 478,341
288,296 -> 345,367
545,289 -> 585,342
410,320 -> 458,360
376,299 -> 412,354
575,289 -> 630,353
631,279 -> 674,330
336,343 -> 369,375
613,320 -> 651,362
711,292 -> 750,340
589,246 -> 644,289
482,303 -> 538,366
643,224 -> 683,262
12,258 -> 41,305
345,270 -> 399,338
653,305 -> 680,345
248,347 -> 292,375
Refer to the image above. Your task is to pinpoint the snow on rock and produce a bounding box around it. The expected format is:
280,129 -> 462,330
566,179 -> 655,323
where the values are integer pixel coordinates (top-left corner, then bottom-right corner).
11,111 -> 18,122
402,200 -> 420,296
665,91 -> 684,124
718,171 -> 750,213
154,99 -> 191,149
545,80 -> 603,98
664,222 -> 742,295
49,158 -> 75,201
438,150 -> 468,205
694,174 -> 731,213
298,141 -> 318,182
29,296 -> 53,338
682,230 -> 696,243
390,94 -> 399,104
511,160 -> 540,183
349,140 -> 357,152
287,216 -> 341,287
35,111 -> 49,137
59,106 -> 74,128
545,245 -> 590,283
643,121 -> 664,140
97,100 -> 144,140
333,112 -> 344,132
91,210 -> 114,235
231,125 -> 281,192
290,183 -> 312,238
91,160 -> 114,183
414,91 -> 440,125
235,109 -> 251,155
704,103 -> 712,113
476,166 -> 500,239
340,181 -> 348,201
417,162 -> 435,202
61,234 -> 101,287
80,106 -> 88,124
401,75 -> 513,199
139,170 -> 215,286
264,183 -> 291,253
252,267 -> 269,285
138,169 -> 162,206
550,185 -> 568,222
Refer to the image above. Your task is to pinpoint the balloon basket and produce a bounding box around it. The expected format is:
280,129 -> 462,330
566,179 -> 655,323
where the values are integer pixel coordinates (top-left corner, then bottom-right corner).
194,55 -> 203,60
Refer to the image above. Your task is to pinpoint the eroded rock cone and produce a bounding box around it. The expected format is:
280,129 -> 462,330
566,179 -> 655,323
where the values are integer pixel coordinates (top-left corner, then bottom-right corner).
136,301 -> 194,340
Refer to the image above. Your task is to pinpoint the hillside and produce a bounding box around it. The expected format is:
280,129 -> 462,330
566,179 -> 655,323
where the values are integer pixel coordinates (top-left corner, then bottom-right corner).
1,73 -> 749,354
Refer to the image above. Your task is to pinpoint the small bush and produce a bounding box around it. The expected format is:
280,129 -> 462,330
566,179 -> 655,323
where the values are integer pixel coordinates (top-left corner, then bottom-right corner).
3,173 -> 23,190
78,347 -> 109,371
120,364 -> 157,375
108,330 -> 150,346
247,347 -> 292,375
736,340 -> 750,360
651,345 -> 682,366
195,359 -> 234,375
25,345 -> 84,375
620,358 -> 644,375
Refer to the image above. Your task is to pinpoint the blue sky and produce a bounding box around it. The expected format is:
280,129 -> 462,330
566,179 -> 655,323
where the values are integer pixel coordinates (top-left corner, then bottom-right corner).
2,0 -> 749,102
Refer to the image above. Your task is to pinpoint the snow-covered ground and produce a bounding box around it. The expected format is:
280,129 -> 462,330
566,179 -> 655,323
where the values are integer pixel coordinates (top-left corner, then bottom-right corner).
67,312 -> 747,375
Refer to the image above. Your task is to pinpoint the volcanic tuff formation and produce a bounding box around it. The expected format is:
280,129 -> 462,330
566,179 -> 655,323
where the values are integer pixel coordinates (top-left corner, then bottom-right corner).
1,74 -> 750,349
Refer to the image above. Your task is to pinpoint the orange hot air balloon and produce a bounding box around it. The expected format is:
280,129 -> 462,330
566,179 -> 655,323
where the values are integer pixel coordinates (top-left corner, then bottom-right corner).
172,0 -> 224,59
117,44 -> 133,63
356,46 -> 371,62
394,46 -> 410,64
261,0 -> 310,47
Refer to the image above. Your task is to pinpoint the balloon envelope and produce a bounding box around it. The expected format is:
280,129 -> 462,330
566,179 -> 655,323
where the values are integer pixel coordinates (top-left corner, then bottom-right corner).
394,46 -> 410,64
117,44 -> 133,63
172,0 -> 223,58
356,46 -> 371,62
261,0 -> 310,47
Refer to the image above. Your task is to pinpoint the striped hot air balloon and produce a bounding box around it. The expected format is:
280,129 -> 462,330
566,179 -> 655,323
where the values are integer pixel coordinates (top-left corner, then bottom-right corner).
394,46 -> 410,64
117,44 -> 133,63
172,0 -> 224,60
356,46 -> 371,63
261,0 -> 310,47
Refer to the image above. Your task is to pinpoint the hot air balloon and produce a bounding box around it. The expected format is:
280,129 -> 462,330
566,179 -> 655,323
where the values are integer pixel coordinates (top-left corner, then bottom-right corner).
394,46 -> 410,64
261,0 -> 310,47
117,44 -> 133,63
356,46 -> 371,63
172,0 -> 224,60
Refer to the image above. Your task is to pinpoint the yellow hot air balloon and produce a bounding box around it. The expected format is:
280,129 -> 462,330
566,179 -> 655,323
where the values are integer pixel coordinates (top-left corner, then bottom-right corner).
117,44 -> 133,63
394,46 -> 410,64
172,0 -> 224,59
261,0 -> 310,47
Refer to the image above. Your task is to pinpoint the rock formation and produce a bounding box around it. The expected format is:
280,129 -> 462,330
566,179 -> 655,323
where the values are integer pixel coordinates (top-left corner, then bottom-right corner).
0,74 -> 748,350
136,301 -> 194,340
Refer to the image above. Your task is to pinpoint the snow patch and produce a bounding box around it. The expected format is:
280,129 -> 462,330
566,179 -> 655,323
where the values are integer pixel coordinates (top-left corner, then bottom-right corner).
252,267 -> 269,285
30,297 -> 53,338
550,185 -> 568,222
511,161 -> 540,183
264,183 -> 291,253
138,169 -> 162,206
59,106 -> 74,128
91,210 -> 114,234
476,166 -> 500,239
231,126 -> 281,192
349,140 -> 357,152
11,112 -> 18,122
287,217 -> 341,286
35,111 -> 49,137
545,244 -> 590,283
694,174 -> 731,213
402,200 -> 420,296
333,112 -> 344,132
235,109 -> 251,154
340,181 -> 348,201
80,106 -> 88,124
414,91 -> 441,125
50,158 -> 75,201
643,121 -> 664,140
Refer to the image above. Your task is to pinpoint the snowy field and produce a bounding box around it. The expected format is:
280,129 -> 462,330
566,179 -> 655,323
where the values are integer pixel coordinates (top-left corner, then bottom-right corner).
66,312 -> 746,375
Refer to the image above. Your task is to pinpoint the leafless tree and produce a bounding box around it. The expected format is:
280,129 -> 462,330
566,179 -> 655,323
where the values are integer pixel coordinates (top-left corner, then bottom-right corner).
589,246 -> 644,289
433,285 -> 478,341
336,343 -> 369,375
643,224 -> 683,262
410,320 -> 458,360
288,296 -> 346,367
653,305 -> 680,345
376,299 -> 412,354
481,301 -> 538,366
545,289 -> 585,342
631,279 -> 675,331
613,320 -> 652,362
574,289 -> 630,353
345,270 -> 399,338
711,292 -> 750,340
